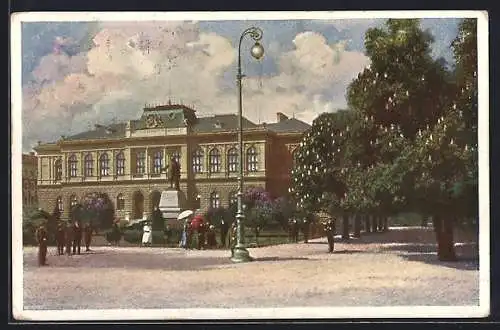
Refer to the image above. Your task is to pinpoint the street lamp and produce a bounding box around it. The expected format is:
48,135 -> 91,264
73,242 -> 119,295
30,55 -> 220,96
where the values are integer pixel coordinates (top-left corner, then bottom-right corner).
232,27 -> 264,263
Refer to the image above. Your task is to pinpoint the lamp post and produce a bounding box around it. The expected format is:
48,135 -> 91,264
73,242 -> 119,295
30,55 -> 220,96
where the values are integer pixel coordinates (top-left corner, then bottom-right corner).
231,27 -> 264,263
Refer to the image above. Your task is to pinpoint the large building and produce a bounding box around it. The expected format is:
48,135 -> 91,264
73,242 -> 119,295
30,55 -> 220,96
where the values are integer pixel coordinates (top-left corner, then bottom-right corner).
33,104 -> 309,221
22,152 -> 38,208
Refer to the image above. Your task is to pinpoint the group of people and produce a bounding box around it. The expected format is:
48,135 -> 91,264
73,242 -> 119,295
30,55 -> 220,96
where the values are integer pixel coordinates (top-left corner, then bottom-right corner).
178,214 -> 238,252
35,220 -> 97,266
288,218 -> 311,243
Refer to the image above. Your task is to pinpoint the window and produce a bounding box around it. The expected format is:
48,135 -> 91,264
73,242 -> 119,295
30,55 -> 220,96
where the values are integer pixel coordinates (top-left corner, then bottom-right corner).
136,151 -> 146,174
192,148 -> 204,173
172,150 -> 181,163
227,148 -> 238,173
116,194 -> 125,210
100,153 -> 110,176
54,158 -> 62,181
208,148 -> 221,173
70,195 -> 78,208
153,151 -> 163,174
56,196 -> 63,212
84,154 -> 94,177
68,154 -> 78,177
229,191 -> 238,207
116,152 -> 125,175
210,191 -> 220,209
246,146 -> 258,172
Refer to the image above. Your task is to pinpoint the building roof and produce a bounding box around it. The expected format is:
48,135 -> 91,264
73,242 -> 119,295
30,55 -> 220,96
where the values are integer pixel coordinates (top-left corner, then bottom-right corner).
265,117 -> 311,133
64,123 -> 127,141
192,114 -> 258,133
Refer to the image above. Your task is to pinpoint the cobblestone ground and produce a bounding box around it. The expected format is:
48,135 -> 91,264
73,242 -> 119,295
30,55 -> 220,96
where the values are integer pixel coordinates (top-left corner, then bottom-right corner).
21,227 -> 479,310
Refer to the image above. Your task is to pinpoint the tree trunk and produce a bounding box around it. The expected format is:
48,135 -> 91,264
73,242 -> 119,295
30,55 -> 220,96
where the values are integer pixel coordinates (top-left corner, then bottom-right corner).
342,214 -> 350,240
364,215 -> 371,233
371,215 -> 378,233
383,216 -> 389,232
353,214 -> 361,238
432,214 -> 457,261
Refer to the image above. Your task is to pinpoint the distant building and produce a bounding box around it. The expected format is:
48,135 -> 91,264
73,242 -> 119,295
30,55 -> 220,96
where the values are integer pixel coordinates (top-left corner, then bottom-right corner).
22,152 -> 38,208
33,104 -> 309,221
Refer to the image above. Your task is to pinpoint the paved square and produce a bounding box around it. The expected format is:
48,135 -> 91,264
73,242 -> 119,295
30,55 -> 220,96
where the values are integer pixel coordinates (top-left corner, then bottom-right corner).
22,228 -> 479,310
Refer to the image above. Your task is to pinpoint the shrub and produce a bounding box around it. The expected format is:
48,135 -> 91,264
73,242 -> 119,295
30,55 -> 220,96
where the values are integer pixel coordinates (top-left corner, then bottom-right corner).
105,229 -> 122,244
123,229 -> 141,244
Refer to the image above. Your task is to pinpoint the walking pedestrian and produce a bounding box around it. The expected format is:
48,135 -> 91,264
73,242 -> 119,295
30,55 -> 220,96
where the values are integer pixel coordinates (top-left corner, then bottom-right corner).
72,220 -> 82,255
56,222 -> 65,256
36,225 -> 48,266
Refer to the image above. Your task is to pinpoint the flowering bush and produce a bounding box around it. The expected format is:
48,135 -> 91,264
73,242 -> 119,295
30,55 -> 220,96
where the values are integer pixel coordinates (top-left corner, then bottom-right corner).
80,192 -> 115,229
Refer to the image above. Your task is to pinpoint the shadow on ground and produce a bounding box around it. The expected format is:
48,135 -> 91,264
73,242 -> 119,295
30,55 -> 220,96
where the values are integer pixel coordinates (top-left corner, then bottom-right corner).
400,253 -> 479,271
24,252 -> 233,271
254,256 -> 310,262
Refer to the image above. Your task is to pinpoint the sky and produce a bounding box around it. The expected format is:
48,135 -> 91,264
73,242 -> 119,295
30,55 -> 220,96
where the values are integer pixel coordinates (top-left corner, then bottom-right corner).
19,16 -> 462,152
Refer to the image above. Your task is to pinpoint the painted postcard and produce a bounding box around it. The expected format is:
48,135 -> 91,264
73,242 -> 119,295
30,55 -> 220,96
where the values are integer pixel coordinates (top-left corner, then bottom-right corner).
11,11 -> 489,321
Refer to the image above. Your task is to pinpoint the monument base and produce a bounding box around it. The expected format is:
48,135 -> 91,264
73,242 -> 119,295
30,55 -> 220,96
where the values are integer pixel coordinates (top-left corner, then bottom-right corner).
158,189 -> 187,228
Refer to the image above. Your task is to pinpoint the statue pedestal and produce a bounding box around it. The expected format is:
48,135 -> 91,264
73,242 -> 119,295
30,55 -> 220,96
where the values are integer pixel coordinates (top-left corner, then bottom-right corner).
158,189 -> 187,227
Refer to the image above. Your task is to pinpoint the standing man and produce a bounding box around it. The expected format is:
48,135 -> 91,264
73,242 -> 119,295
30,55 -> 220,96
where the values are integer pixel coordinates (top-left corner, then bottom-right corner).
302,217 -> 310,243
169,156 -> 181,190
288,218 -> 298,243
72,220 -> 83,255
230,222 -> 237,257
36,225 -> 48,266
84,221 -> 96,252
56,222 -> 65,256
220,218 -> 229,248
323,217 -> 336,253
65,221 -> 73,256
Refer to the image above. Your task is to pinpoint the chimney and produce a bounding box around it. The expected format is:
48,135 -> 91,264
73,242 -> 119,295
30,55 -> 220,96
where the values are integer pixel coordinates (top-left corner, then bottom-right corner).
276,112 -> 288,123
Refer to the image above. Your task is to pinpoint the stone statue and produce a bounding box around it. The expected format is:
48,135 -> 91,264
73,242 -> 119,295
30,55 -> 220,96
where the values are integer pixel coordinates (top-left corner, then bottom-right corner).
169,156 -> 180,190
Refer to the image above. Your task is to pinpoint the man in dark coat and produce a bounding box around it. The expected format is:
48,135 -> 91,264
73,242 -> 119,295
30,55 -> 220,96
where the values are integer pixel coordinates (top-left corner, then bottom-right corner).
302,218 -> 310,243
72,220 -> 83,255
36,225 -> 48,266
197,221 -> 206,250
84,221 -> 97,252
219,218 -> 229,248
65,221 -> 73,255
323,218 -> 336,253
169,157 -> 181,190
56,222 -> 65,255
288,218 -> 299,243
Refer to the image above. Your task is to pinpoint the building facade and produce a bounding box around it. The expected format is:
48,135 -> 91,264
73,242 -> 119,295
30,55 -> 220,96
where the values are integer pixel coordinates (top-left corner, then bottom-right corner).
22,152 -> 38,208
33,104 -> 309,221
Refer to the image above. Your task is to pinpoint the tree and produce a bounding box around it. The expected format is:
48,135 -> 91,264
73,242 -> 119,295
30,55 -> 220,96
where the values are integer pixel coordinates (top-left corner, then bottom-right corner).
81,192 -> 115,229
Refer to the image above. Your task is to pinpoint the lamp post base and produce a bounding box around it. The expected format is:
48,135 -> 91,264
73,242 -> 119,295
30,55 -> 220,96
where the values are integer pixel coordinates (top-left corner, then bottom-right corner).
231,246 -> 253,263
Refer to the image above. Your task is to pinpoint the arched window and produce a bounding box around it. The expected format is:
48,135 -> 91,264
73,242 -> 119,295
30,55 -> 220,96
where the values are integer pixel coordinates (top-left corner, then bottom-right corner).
116,152 -> 125,176
227,148 -> 238,173
68,154 -> 78,177
229,191 -> 238,207
209,191 -> 220,209
192,147 -> 204,173
84,154 -> 94,177
54,158 -> 62,181
70,195 -> 78,208
100,153 -> 110,176
116,193 -> 125,210
246,146 -> 258,172
208,148 -> 221,173
153,150 -> 164,174
136,151 -> 146,174
56,196 -> 64,212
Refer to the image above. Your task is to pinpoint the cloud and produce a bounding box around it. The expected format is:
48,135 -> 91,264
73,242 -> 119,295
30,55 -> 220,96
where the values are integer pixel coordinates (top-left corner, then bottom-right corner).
21,21 -> 370,151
